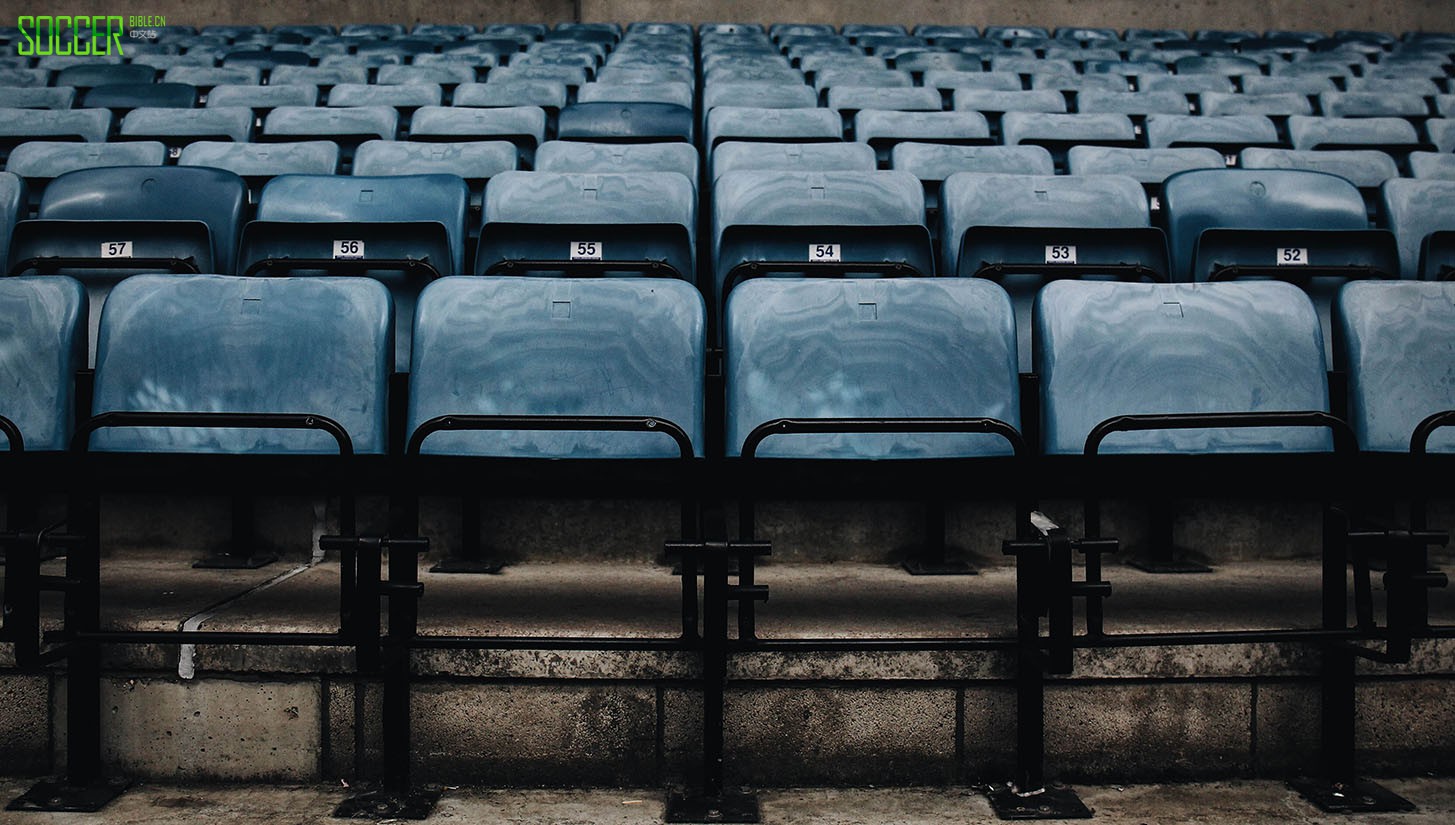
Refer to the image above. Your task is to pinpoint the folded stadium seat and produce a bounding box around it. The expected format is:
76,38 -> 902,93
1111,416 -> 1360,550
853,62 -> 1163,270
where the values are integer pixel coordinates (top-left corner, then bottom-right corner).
8,166 -> 248,361
354,40 -> 439,64
1084,59 -> 1170,79
576,80 -> 693,108
922,70 -> 1024,94
221,49 -> 312,71
268,65 -> 369,88
1123,28 -> 1189,45
1434,95 -> 1455,117
353,139 -> 517,228
476,170 -> 695,288
1200,92 -> 1315,117
1000,113 -> 1139,170
1241,75 -> 1338,95
1428,120 -> 1455,153
711,170 -> 931,339
261,105 -> 399,166
1346,77 -> 1443,97
409,105 -> 547,167
597,64 -> 696,86
205,84 -> 320,111
1164,168 -> 1399,360
891,142 -> 1056,224
853,111 -> 992,165
989,57 -> 1078,78
375,64 -> 479,87
704,106 -> 842,155
238,173 -> 468,366
1066,146 -> 1226,211
1319,91 -> 1432,119
1410,152 -> 1455,180
164,66 -> 263,89
339,22 -> 406,38
1054,26 -> 1119,43
703,63 -> 802,86
0,68 -> 51,88
701,83 -> 816,120
53,63 -> 156,89
4,142 -> 167,205
1138,74 -> 1237,94
1337,281 -> 1455,453
536,141 -> 699,192
483,23 -> 547,40
556,101 -> 694,143
201,23 -> 266,39
0,88 -> 77,110
35,55 -> 125,74
940,172 -> 1167,371
1288,116 -> 1427,167
952,89 -> 1067,117
1028,74 -> 1129,93
712,141 -> 874,183
827,86 -> 944,117
0,109 -> 113,161
487,65 -> 590,90
912,24 -> 981,41
412,22 -> 475,37
118,107 -> 255,149
0,171 -> 25,267
1145,113 -> 1282,162
1239,148 -> 1400,217
0,276 -> 85,454
179,140 -> 340,199
325,84 -> 444,115
892,51 -> 983,76
1075,90 -> 1191,117
78,82 -> 196,112
451,81 -> 569,119
1381,179 -> 1455,279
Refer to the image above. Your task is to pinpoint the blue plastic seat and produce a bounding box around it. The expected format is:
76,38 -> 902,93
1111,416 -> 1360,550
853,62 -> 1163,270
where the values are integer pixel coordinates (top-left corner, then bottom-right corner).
222,50 -> 311,71
80,83 -> 196,111
268,65 -> 369,87
89,274 -> 391,455
952,89 -> 1067,115
410,105 -> 547,165
893,51 -> 983,75
119,106 -> 254,144
5,142 -> 167,187
1319,91 -> 1430,119
376,64 -> 479,86
1337,281 -> 1455,453
0,276 -> 86,451
9,166 -> 248,362
353,139 -> 517,184
702,83 -> 816,116
828,86 -> 943,115
326,83 -> 443,110
1076,90 -> 1190,116
1242,75 -> 1338,95
164,66 -> 262,88
1145,114 -> 1281,158
705,106 -> 842,152
1288,116 -> 1423,154
205,84 -> 319,111
1029,73 -> 1129,93
1037,280 -> 1332,455
1137,74 -> 1236,94
0,170 -> 24,266
536,141 -> 699,188
923,70 -> 1023,93
1428,120 -> 1455,153
1410,152 -> 1455,180
577,81 -> 694,109
0,88 -> 77,110
1067,146 -> 1225,185
725,277 -> 1019,458
179,140 -> 341,191
0,109 -> 112,152
1381,179 -> 1455,279
557,101 -> 693,143
477,170 -> 696,282
1000,112 -> 1138,163
0,68 -> 50,88
941,172 -> 1166,371
452,81 -> 569,112
54,63 -> 155,88
1238,148 -> 1399,190
408,277 -> 704,458
853,110 -> 990,163
262,105 -> 399,151
240,174 -> 469,367
1200,92 -> 1314,117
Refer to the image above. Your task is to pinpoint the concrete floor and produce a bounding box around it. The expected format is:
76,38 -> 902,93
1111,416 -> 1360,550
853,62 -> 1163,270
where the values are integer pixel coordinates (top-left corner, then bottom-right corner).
2,778 -> 1455,824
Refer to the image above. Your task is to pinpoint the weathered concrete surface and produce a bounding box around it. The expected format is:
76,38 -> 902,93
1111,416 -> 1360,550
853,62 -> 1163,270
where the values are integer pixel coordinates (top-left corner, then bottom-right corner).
0,674 -> 49,776
665,685 -> 957,785
1357,679 -> 1455,775
53,677 -> 322,781
1254,683 -> 1323,777
411,682 -> 658,786
4,779 -> 1455,824
9,0 -> 1451,34
1046,682 -> 1253,781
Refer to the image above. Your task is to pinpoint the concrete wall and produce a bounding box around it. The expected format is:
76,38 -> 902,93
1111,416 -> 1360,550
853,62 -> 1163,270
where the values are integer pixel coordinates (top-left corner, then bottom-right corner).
1,0 -> 1450,33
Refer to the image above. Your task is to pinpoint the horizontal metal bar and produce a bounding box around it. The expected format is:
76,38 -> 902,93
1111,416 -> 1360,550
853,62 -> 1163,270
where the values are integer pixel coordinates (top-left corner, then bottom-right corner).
412,635 -> 693,651
75,630 -> 349,646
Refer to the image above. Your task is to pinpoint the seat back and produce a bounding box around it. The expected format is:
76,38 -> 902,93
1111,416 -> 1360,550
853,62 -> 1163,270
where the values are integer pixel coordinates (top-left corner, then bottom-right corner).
1037,280 -> 1332,455
725,278 -> 1019,458
1381,178 -> 1455,279
408,277 -> 704,458
0,277 -> 86,451
90,274 -> 391,454
1337,281 -> 1455,453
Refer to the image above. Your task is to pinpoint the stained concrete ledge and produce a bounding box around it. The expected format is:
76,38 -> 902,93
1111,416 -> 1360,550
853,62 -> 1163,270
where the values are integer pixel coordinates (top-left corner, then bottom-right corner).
4,779 -> 1455,825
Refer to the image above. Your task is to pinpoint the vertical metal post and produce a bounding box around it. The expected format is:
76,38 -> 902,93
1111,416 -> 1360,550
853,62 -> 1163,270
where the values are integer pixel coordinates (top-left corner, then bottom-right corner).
1013,546 -> 1044,795
1321,508 -> 1356,785
67,489 -> 102,785
702,541 -> 727,799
